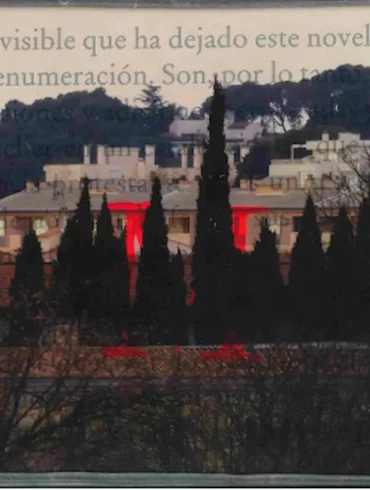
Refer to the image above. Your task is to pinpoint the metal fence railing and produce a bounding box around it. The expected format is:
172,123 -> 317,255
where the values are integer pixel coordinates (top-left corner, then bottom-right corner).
2,473 -> 370,487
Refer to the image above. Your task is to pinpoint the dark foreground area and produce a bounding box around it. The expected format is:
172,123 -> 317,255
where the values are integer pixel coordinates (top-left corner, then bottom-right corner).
3,372 -> 370,474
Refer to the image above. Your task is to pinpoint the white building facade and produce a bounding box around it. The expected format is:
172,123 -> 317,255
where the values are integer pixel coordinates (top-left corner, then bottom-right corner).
44,142 -> 239,186
168,110 -> 263,150
43,144 -> 158,184
269,131 -> 370,189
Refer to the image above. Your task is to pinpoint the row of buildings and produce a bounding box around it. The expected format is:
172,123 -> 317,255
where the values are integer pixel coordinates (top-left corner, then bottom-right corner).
1,105 -> 369,267
0,178 -> 338,260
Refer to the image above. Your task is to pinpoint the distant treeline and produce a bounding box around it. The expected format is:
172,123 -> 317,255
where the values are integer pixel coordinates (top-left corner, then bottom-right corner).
1,64 -> 370,196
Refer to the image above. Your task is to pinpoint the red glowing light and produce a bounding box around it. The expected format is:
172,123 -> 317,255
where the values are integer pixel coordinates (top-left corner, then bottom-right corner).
107,202 -> 150,256
108,201 -> 269,256
100,344 -> 265,364
188,290 -> 196,306
101,346 -> 148,358
200,344 -> 250,361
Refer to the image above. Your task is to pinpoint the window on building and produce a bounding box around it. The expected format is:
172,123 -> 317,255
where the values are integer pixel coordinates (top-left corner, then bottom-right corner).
266,215 -> 281,248
168,217 -> 190,234
93,219 -> 98,236
33,219 -> 48,236
15,217 -> 30,232
293,216 -> 302,232
0,219 -> 5,247
117,215 -> 127,231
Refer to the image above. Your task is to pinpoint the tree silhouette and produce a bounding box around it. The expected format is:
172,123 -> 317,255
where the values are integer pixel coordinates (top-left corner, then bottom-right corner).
289,193 -> 326,340
169,249 -> 188,345
250,218 -> 284,342
8,228 -> 45,345
192,77 -> 235,345
134,177 -> 172,344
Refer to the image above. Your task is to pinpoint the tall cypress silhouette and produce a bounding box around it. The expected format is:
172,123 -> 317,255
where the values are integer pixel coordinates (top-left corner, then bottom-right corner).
92,193 -> 123,342
169,249 -> 188,345
134,177 -> 172,344
94,193 -> 116,313
354,196 -> 370,338
250,218 -> 284,342
289,193 -> 326,340
94,226 -> 131,344
10,227 -> 45,306
9,228 -> 45,345
73,177 -> 94,321
228,249 -> 252,342
114,228 -> 131,338
49,215 -> 79,319
326,206 -> 356,340
51,177 -> 94,324
192,77 -> 234,345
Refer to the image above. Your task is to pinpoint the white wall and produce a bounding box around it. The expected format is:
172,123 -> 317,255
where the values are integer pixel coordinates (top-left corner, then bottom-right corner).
169,118 -> 208,137
225,128 -> 246,140
270,160 -> 359,188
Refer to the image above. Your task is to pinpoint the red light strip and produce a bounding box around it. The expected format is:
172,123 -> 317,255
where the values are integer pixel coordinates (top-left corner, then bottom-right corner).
101,345 -> 265,363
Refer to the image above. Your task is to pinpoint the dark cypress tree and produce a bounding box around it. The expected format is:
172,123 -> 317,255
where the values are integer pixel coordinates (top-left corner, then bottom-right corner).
192,77 -> 235,345
49,177 -> 94,327
288,193 -> 326,340
326,206 -> 356,340
49,215 -> 79,319
94,193 -> 116,317
169,249 -> 188,345
101,230 -> 131,344
228,249 -> 253,342
113,228 -> 131,336
8,228 -> 45,345
72,177 -> 94,320
354,196 -> 370,338
93,194 -> 131,343
10,228 -> 45,309
133,177 -> 172,345
250,218 -> 284,342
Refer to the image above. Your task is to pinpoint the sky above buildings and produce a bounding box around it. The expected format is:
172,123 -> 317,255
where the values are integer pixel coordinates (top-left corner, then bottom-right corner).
0,6 -> 369,110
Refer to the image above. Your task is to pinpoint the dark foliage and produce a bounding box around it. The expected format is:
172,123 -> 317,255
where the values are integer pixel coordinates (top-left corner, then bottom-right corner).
192,78 -> 235,345
326,206 -> 356,340
289,193 -> 327,340
133,177 -> 172,344
8,228 -> 45,345
250,218 -> 284,342
91,194 -> 131,344
169,249 -> 188,346
354,195 -> 370,338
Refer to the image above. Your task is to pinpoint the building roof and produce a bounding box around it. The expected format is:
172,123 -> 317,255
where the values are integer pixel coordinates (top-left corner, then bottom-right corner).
253,176 -> 298,185
162,188 -> 312,210
0,184 -> 356,214
0,189 -> 152,213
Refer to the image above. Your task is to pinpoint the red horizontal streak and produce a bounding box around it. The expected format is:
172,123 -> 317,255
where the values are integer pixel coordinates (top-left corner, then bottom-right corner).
200,345 -> 249,361
101,347 -> 148,358
100,345 -> 265,363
